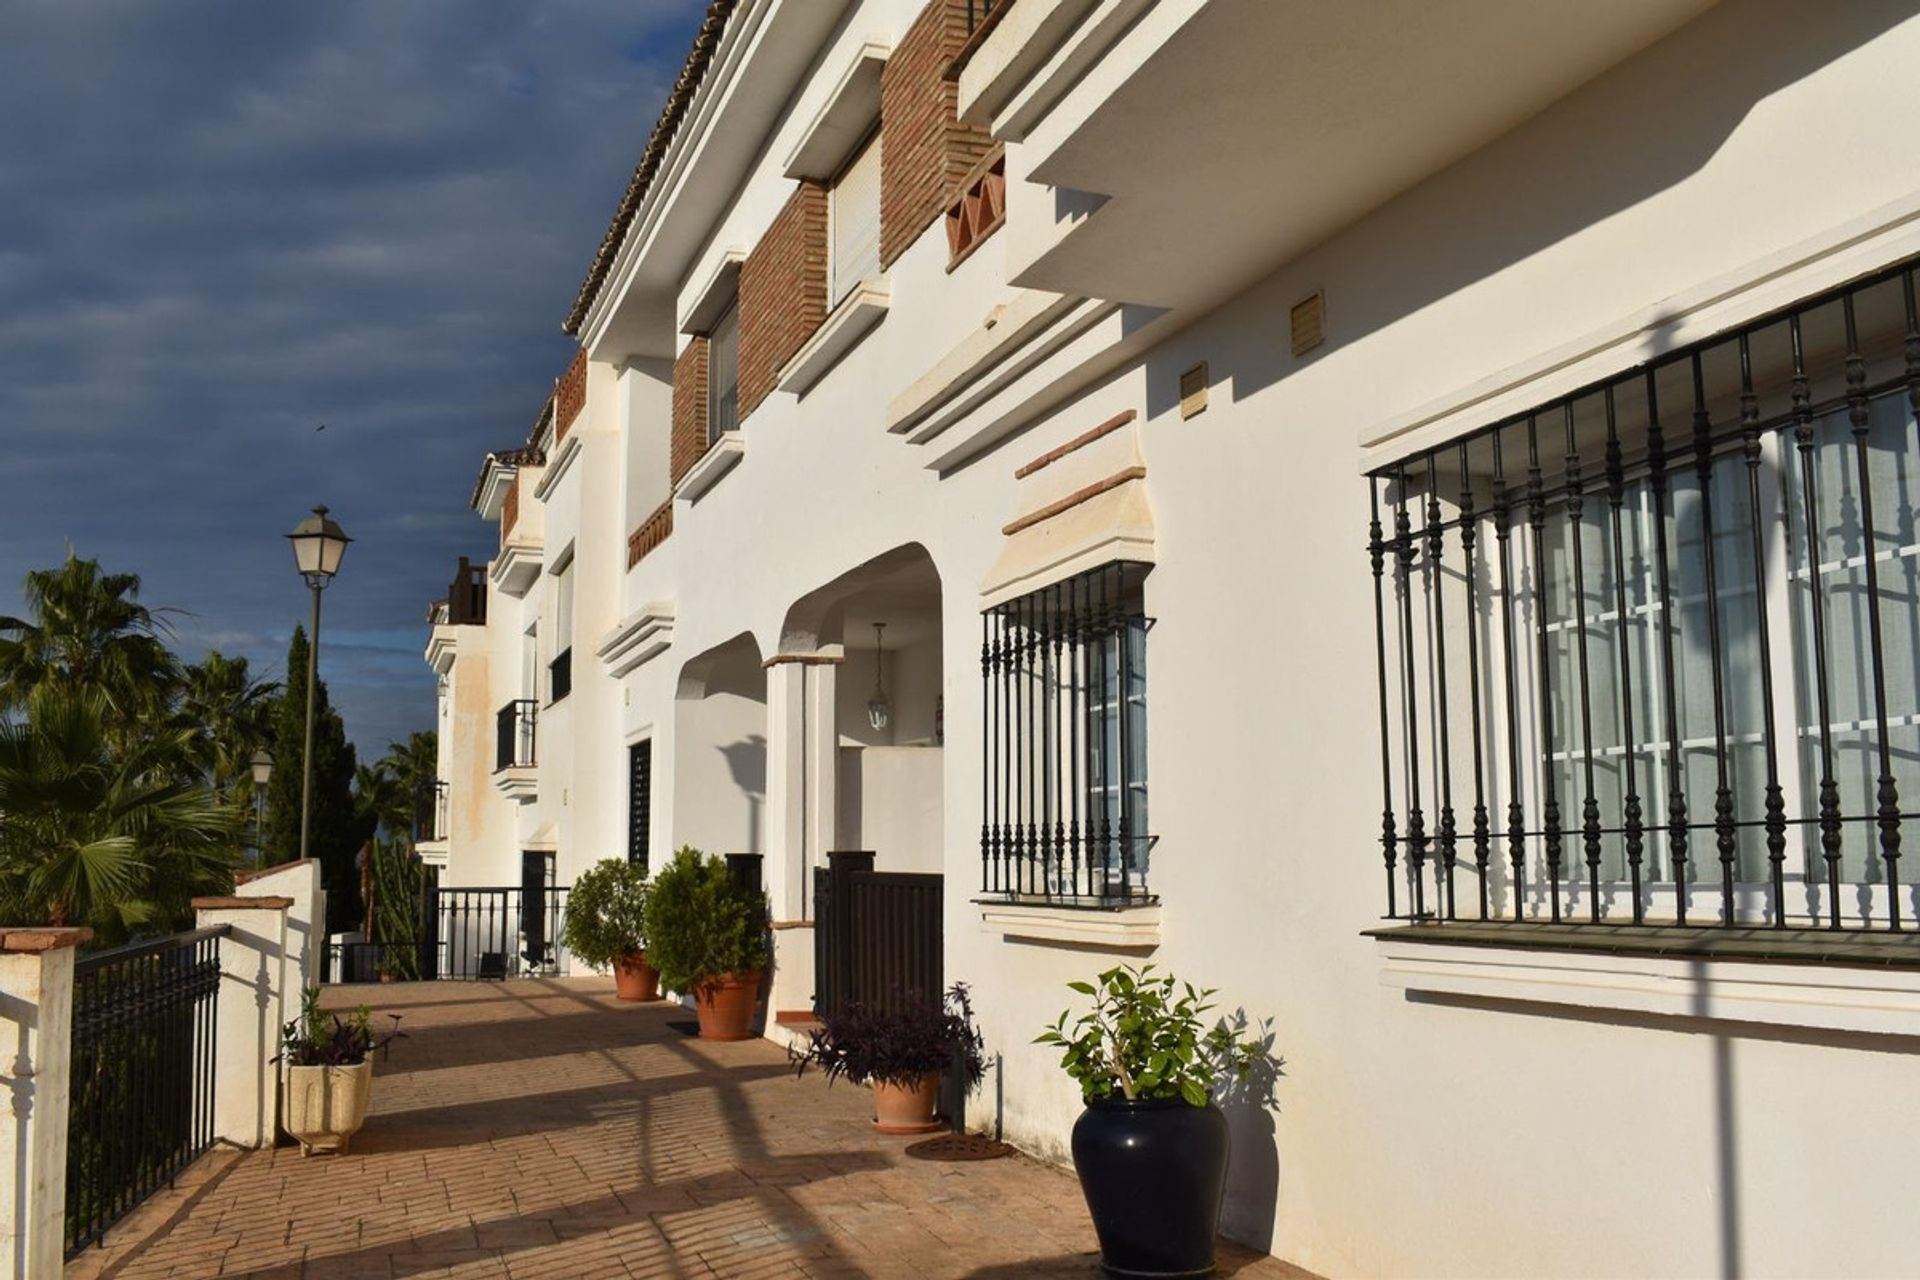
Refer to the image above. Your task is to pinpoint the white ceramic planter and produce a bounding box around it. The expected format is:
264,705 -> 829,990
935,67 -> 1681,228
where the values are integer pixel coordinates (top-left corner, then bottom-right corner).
282,1061 -> 372,1157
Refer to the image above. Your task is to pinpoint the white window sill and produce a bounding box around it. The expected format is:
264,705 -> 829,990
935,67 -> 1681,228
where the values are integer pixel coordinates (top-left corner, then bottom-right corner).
1373,923 -> 1920,1037
488,540 -> 542,598
779,281 -> 889,396
978,900 -> 1160,949
674,432 -> 745,504
492,766 -> 537,803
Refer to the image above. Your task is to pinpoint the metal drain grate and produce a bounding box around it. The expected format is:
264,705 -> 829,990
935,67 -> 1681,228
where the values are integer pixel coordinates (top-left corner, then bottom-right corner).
904,1132 -> 1014,1162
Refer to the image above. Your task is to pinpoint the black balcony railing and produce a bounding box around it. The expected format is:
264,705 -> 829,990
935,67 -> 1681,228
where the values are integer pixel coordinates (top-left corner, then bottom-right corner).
65,927 -> 226,1258
1369,254 -> 1920,936
414,780 -> 448,843
549,647 -> 573,704
496,699 -> 537,771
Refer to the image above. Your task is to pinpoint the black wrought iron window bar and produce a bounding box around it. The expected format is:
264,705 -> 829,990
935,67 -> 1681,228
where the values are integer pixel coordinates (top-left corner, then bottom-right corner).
980,561 -> 1154,904
1369,255 -> 1920,933
495,699 -> 537,771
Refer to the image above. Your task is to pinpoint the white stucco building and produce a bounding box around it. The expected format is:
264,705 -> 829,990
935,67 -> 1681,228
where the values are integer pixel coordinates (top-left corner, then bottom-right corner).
421,1 -> 1920,1273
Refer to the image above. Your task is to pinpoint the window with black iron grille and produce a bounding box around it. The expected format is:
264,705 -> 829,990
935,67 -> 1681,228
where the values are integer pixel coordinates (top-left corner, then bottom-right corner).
1369,256 -> 1920,934
980,561 -> 1152,903
629,739 -> 652,870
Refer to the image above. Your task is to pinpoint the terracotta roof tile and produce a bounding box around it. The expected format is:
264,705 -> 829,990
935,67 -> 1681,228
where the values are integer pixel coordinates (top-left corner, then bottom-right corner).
563,0 -> 737,337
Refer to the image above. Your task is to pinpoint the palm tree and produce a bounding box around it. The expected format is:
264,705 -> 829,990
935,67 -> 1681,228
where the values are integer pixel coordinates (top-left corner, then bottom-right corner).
176,651 -> 281,803
381,731 -> 439,839
0,688 -> 237,936
0,553 -> 182,732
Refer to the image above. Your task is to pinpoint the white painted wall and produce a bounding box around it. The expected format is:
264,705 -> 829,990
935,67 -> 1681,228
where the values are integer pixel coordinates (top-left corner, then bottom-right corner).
837,744 -> 944,872
428,2 -> 1920,1275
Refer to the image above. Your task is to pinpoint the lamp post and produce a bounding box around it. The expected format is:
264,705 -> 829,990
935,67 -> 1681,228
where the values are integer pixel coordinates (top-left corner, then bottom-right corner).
249,748 -> 274,864
285,505 -> 351,866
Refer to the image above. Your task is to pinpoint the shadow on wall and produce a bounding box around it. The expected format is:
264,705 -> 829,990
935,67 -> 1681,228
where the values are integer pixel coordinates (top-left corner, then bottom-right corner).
1138,0 -> 1918,421
1215,1008 -> 1286,1253
719,734 -> 767,853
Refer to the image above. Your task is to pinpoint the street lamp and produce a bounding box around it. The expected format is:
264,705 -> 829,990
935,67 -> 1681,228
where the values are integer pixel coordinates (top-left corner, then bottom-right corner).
285,505 -> 351,865
249,749 -> 273,863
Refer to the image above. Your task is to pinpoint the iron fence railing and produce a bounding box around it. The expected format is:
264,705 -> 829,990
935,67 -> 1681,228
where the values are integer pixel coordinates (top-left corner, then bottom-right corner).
550,647 -> 573,704
324,888 -> 570,982
496,699 -> 537,771
65,926 -> 226,1258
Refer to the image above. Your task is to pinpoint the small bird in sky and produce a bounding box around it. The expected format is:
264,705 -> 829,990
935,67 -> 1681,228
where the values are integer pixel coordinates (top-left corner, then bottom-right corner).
315,422 -> 327,432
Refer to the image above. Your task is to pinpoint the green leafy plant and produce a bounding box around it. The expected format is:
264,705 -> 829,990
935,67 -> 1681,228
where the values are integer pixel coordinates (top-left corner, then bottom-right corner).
641,846 -> 767,994
562,857 -> 652,970
1035,965 -> 1269,1106
275,987 -> 405,1067
369,836 -> 421,979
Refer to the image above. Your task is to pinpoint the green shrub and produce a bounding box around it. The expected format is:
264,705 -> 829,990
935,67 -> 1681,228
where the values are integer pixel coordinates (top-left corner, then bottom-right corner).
1035,965 -> 1270,1106
562,858 -> 651,970
642,846 -> 767,993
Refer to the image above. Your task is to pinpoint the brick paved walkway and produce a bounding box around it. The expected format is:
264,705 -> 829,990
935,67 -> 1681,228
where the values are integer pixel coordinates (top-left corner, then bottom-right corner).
66,979 -> 1313,1279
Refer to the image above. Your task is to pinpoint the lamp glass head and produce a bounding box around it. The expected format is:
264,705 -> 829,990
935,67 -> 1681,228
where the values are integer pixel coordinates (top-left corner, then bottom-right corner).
286,505 -> 352,579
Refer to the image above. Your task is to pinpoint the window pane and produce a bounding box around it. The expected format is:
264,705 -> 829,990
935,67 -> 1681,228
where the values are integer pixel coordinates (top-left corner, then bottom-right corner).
830,132 -> 881,306
708,302 -> 739,442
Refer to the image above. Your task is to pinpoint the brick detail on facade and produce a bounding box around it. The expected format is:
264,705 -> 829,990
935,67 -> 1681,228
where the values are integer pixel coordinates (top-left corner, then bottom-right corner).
738,182 -> 827,424
671,337 -> 711,485
501,475 -> 521,542
626,498 -> 674,569
555,349 -> 587,442
880,0 -> 995,268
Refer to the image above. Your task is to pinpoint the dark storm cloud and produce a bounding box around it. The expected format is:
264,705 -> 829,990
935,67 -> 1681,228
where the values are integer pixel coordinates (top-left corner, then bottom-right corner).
0,0 -> 703,756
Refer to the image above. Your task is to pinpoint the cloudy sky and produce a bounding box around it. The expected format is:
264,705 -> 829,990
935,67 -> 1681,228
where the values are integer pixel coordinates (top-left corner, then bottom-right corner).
0,1 -> 703,757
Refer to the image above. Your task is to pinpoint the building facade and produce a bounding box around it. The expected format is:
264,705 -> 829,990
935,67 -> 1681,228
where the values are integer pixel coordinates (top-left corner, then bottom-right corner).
423,1 -> 1920,1274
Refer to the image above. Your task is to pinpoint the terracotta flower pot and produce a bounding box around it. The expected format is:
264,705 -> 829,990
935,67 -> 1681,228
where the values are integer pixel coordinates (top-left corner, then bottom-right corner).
282,1061 -> 373,1157
693,969 -> 763,1040
872,1072 -> 943,1135
613,950 -> 660,1002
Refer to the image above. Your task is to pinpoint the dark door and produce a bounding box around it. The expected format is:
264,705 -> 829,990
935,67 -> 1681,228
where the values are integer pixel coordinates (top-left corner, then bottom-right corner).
521,851 -> 555,968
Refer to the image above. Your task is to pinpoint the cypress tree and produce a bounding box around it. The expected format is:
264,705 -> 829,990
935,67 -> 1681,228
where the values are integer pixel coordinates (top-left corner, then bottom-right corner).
264,625 -> 361,931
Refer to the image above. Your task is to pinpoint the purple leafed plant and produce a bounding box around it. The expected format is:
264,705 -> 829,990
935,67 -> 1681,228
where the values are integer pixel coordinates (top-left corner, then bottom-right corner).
790,983 -> 985,1090
275,986 -> 406,1068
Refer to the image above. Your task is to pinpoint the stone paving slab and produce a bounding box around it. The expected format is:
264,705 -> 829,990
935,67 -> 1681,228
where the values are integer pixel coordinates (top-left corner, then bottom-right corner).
66,978 -> 1315,1280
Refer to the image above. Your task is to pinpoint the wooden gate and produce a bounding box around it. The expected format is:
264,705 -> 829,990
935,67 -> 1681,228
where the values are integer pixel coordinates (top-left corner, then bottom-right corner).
812,852 -> 942,1019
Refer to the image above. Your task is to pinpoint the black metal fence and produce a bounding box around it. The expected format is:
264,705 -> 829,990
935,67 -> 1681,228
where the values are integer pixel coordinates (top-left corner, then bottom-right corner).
980,561 -> 1154,903
1369,255 -> 1920,932
813,853 -> 942,1019
65,927 -> 225,1258
549,647 -> 573,703
327,887 -> 571,982
496,699 -> 537,771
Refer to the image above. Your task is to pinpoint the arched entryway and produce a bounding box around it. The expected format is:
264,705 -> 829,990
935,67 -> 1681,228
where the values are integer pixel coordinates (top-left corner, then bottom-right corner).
672,632 -> 767,861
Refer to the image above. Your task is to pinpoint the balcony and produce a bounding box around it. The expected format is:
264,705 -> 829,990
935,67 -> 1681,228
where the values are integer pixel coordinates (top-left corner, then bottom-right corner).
493,699 -> 537,802
548,648 -> 572,705
965,0 -> 1711,317
413,780 -> 449,861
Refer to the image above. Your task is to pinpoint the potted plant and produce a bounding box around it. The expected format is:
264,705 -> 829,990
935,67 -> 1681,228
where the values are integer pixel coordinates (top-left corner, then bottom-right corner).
791,984 -> 985,1134
562,857 -> 658,1000
1036,965 -> 1270,1279
643,846 -> 768,1039
277,987 -> 405,1157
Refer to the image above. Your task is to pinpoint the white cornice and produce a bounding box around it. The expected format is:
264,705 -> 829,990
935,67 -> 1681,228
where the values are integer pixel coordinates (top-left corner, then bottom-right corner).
532,431 -> 581,502
596,601 -> 677,677
783,40 -> 889,181
674,432 -> 746,504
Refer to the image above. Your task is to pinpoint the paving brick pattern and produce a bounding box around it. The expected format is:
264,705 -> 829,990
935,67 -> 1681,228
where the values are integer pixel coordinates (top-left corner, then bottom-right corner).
66,979 -> 1313,1280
